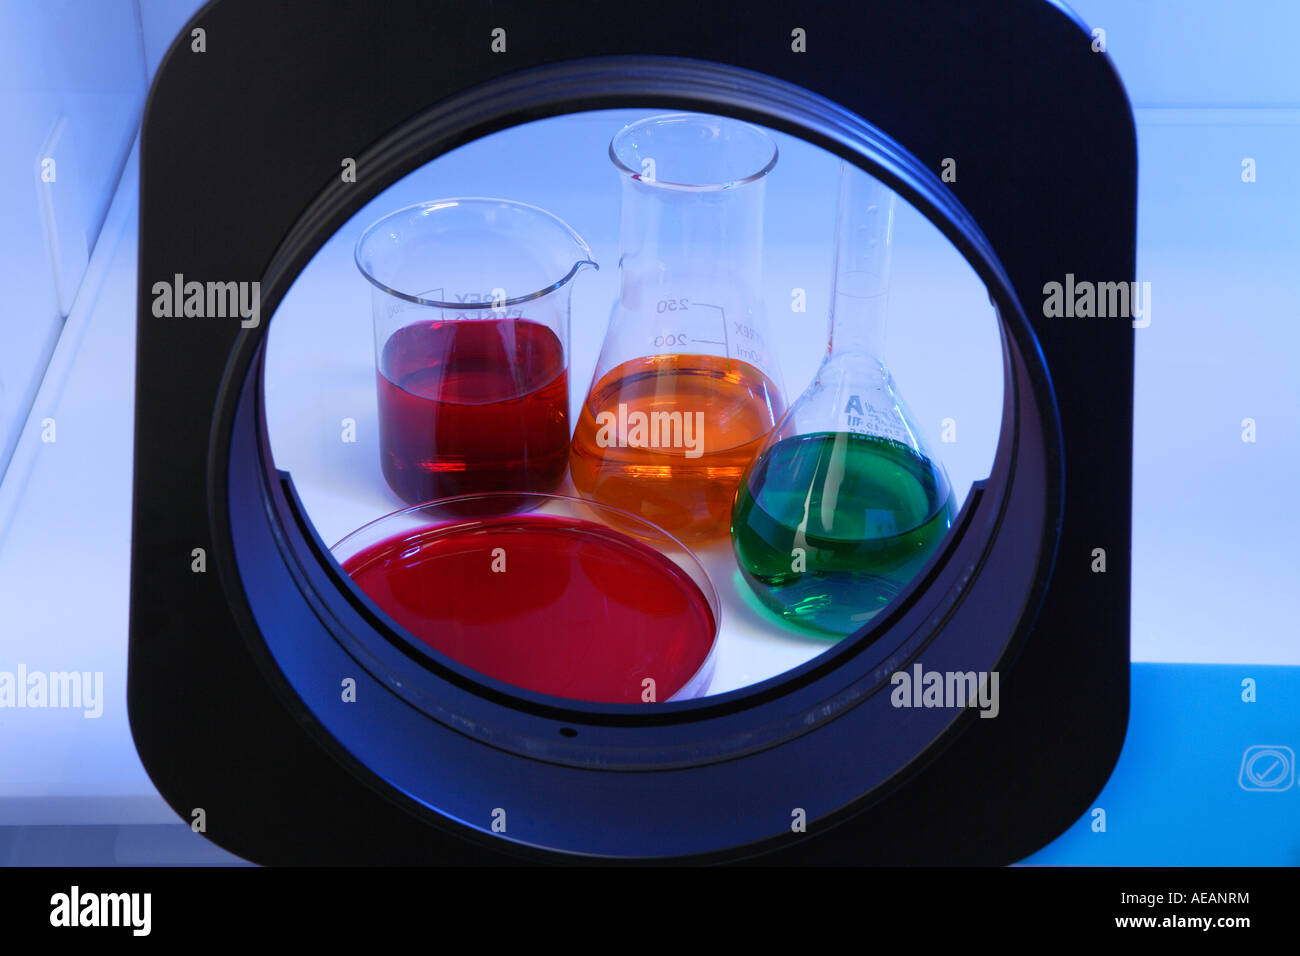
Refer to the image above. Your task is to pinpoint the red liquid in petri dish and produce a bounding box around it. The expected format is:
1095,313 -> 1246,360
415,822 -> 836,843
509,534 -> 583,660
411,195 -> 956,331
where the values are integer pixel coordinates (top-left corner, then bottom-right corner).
341,515 -> 716,703
377,318 -> 569,506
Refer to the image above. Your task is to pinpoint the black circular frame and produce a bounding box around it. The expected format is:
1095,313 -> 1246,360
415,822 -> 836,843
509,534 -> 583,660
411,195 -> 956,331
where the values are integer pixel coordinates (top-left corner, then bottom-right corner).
130,0 -> 1135,865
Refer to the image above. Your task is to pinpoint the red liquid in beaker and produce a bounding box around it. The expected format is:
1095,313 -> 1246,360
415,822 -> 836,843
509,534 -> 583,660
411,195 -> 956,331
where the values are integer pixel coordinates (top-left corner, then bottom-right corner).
341,515 -> 716,703
377,319 -> 569,505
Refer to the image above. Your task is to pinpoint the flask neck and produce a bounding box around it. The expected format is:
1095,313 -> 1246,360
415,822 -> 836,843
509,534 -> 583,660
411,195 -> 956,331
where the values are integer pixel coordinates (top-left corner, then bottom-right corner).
617,176 -> 765,296
825,162 -> 894,363
826,290 -> 888,361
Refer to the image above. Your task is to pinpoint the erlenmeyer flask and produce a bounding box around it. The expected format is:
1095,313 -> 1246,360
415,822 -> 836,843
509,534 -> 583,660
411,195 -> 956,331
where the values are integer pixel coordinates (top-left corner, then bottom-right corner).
732,162 -> 957,636
570,113 -> 786,542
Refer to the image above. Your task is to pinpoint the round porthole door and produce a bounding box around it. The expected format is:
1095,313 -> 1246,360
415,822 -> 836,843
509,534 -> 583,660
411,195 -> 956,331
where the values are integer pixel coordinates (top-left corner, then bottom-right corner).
129,0 -> 1134,865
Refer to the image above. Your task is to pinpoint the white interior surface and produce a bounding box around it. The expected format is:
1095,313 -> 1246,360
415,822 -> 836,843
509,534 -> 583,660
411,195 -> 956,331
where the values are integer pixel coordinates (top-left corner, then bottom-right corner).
0,142 -> 175,825
262,110 -> 1004,697
1128,108 -> 1300,664
0,0 -> 145,483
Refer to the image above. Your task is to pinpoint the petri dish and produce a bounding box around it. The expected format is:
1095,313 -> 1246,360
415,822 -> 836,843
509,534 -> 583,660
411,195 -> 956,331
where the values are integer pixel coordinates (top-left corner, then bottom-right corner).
331,492 -> 719,703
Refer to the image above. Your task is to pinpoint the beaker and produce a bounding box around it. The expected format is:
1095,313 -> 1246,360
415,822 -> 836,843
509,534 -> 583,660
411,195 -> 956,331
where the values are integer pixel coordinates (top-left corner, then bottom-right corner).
732,162 -> 957,636
356,198 -> 596,507
570,113 -> 786,542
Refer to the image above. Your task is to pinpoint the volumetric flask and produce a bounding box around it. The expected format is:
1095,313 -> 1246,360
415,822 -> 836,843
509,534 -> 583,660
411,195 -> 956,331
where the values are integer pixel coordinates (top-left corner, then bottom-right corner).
732,162 -> 957,637
570,113 -> 786,542
356,199 -> 596,507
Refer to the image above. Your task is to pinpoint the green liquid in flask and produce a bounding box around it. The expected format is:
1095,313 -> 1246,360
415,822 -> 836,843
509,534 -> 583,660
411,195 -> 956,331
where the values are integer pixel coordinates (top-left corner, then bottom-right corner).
732,431 -> 957,637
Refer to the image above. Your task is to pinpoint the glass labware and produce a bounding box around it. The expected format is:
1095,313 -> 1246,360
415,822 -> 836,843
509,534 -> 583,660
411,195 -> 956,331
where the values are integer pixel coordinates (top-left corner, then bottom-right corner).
356,198 -> 596,507
732,162 -> 957,637
570,113 -> 786,542
332,493 -> 719,703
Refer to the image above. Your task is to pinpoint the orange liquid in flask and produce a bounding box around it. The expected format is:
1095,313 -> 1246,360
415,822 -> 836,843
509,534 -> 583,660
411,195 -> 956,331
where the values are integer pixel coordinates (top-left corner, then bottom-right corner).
570,353 -> 783,541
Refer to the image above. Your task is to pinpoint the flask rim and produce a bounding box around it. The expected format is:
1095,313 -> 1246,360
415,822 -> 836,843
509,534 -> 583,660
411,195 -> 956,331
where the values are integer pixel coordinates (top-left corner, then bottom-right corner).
608,111 -> 779,191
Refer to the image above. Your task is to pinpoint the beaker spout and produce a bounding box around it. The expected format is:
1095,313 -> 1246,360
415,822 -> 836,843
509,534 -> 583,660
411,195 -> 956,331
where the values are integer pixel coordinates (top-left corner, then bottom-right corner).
571,257 -> 599,280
